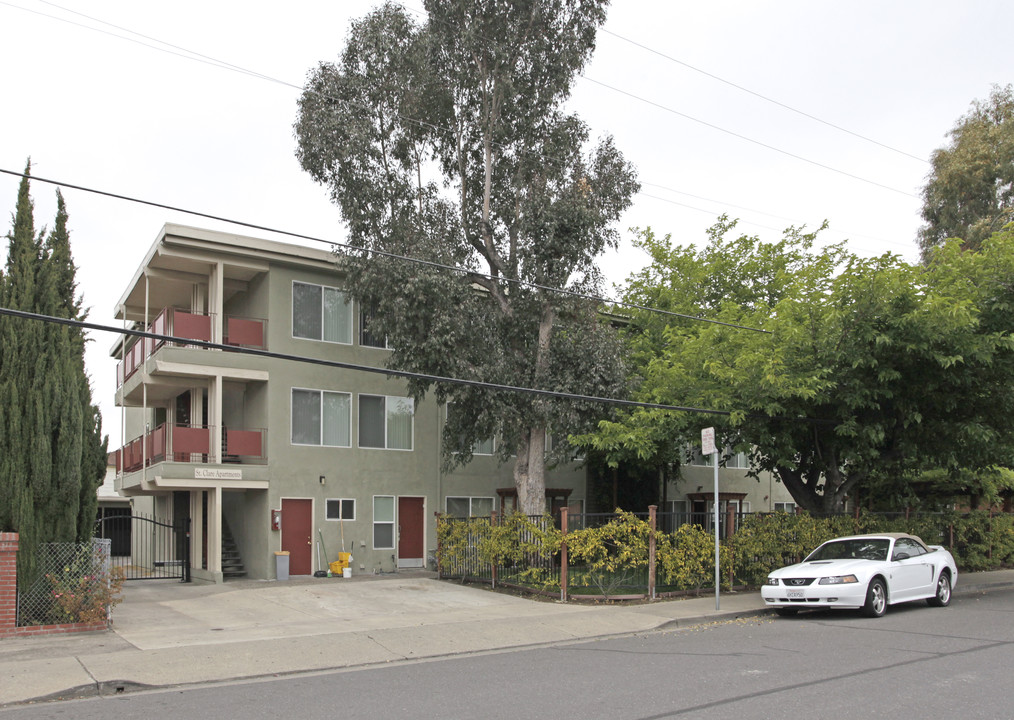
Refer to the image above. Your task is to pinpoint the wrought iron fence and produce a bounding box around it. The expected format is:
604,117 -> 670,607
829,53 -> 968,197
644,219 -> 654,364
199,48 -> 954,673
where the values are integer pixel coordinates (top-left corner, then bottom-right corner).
94,513 -> 191,582
17,538 -> 116,627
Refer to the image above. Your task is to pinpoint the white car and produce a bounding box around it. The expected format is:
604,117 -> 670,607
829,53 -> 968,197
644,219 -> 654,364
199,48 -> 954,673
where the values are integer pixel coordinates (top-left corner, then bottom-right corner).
761,532 -> 958,618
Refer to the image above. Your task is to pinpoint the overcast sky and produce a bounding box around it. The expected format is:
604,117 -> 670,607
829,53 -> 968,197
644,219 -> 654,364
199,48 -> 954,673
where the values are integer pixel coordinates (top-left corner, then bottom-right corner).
1,0 -> 1010,445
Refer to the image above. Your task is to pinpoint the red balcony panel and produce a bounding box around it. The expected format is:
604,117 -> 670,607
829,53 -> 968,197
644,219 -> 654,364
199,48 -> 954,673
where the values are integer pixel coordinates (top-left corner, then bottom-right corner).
225,317 -> 265,348
172,425 -> 211,456
226,429 -> 263,458
148,424 -> 167,464
172,311 -> 211,343
150,310 -> 167,352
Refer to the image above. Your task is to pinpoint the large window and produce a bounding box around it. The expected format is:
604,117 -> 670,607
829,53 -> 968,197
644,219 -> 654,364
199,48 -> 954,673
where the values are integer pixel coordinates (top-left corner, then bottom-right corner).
292,281 -> 352,344
359,305 -> 388,349
291,388 -> 351,447
445,496 -> 495,518
359,395 -> 414,450
326,498 -> 356,521
373,496 -> 395,549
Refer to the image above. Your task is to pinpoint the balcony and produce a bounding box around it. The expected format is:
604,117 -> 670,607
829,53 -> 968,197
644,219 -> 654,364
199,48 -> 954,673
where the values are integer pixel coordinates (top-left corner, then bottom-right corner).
115,307 -> 267,388
115,423 -> 268,474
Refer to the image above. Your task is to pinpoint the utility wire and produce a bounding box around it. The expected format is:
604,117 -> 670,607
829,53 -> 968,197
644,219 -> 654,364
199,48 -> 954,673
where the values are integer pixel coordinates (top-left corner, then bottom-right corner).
580,75 -> 918,199
600,27 -> 928,165
642,182 -> 915,249
7,0 -> 919,207
0,305 -> 833,425
0,166 -> 771,334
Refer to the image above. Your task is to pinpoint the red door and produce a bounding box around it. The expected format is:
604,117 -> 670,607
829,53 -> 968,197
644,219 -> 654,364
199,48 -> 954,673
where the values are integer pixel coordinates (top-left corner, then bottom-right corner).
281,498 -> 313,575
398,497 -> 424,568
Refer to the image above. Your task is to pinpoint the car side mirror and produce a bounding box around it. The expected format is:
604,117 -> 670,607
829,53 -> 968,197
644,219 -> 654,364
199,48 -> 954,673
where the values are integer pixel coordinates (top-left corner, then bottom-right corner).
893,552 -> 909,561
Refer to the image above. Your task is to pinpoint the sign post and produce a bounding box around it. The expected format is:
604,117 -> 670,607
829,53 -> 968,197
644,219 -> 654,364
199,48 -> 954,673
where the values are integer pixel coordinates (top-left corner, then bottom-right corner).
702,427 -> 720,610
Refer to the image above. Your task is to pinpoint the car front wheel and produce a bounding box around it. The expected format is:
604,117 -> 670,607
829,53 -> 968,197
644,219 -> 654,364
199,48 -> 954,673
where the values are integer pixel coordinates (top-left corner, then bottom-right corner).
863,578 -> 887,618
927,571 -> 951,607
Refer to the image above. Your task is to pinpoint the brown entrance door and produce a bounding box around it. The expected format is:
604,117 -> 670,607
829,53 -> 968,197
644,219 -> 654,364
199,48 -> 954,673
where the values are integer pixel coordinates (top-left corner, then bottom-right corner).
397,496 -> 424,568
281,498 -> 313,575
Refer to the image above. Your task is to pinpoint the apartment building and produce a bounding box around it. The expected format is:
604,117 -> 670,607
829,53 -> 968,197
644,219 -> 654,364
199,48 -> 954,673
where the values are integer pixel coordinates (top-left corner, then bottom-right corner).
111,224 -> 588,582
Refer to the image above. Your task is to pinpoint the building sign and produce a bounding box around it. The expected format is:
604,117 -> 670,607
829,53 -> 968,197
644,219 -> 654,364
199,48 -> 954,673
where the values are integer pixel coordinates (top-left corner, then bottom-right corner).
195,468 -> 243,480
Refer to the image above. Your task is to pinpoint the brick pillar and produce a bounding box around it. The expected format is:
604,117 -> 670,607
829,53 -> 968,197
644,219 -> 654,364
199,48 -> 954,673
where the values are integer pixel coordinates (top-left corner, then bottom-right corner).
0,533 -> 18,631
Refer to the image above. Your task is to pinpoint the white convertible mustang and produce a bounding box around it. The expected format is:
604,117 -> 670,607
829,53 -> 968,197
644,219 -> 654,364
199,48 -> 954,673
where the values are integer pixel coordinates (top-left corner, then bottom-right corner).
761,532 -> 958,618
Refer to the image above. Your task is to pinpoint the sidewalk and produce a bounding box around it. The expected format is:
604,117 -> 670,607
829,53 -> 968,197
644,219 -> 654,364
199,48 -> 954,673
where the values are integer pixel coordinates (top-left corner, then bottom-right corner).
3,569 -> 1012,707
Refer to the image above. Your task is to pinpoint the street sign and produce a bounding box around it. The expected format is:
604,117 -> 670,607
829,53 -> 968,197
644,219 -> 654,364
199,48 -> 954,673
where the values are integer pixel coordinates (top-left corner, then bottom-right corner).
701,427 -> 716,455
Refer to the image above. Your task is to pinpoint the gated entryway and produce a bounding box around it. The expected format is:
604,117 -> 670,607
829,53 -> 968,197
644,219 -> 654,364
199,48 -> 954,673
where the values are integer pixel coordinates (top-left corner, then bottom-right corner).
94,512 -> 191,582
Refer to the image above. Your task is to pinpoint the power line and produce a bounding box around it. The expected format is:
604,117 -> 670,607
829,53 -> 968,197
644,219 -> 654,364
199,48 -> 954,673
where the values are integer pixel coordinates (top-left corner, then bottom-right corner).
641,183 -> 916,250
8,0 -> 920,209
0,166 -> 771,334
394,0 -> 919,198
600,27 -> 928,165
579,75 -> 919,199
0,305 -> 832,425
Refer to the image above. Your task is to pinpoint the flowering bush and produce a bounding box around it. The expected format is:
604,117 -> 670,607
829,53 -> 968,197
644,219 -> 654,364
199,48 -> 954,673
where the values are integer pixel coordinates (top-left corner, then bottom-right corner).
44,564 -> 124,624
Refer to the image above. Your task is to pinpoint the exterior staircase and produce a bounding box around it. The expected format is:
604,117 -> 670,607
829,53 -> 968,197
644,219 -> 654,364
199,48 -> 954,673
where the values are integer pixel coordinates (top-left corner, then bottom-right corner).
221,522 -> 247,580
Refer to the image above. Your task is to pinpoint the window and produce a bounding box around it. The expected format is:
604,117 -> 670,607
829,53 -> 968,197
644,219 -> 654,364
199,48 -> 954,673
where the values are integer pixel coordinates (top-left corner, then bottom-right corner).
359,395 -> 414,450
774,502 -> 796,513
689,446 -> 711,467
445,403 -> 494,455
359,305 -> 388,349
893,537 -> 926,560
291,389 -> 351,446
726,450 -> 748,469
445,496 -> 495,517
326,498 -> 355,521
373,496 -> 395,549
689,444 -> 748,468
292,282 -> 352,344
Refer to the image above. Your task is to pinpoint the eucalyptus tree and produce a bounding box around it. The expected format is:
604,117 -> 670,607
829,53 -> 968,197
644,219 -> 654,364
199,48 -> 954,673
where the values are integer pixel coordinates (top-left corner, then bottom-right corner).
919,84 -> 1014,258
295,1 -> 638,514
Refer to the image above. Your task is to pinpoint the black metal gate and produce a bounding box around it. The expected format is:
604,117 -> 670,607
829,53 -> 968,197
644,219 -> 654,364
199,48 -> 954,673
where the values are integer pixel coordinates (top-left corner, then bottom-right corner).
95,512 -> 191,582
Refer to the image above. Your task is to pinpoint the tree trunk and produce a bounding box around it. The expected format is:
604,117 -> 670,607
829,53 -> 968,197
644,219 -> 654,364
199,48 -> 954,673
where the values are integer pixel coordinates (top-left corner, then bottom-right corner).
514,427 -> 547,516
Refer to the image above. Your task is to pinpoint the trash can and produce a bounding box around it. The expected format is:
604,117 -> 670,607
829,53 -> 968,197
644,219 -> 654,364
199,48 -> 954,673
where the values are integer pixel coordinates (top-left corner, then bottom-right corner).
275,550 -> 290,581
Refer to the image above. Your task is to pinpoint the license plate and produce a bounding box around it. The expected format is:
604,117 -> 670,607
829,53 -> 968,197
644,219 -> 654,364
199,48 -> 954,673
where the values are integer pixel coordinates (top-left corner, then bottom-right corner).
786,589 -> 805,599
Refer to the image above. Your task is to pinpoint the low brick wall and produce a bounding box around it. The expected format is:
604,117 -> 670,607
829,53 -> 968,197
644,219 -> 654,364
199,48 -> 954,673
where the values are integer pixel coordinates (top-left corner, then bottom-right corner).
0,532 -> 109,639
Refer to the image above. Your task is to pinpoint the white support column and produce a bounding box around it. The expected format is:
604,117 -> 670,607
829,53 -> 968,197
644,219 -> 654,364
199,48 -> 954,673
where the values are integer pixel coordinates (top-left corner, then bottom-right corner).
190,491 -> 204,571
210,374 -> 223,464
207,485 -> 222,575
211,261 -> 224,345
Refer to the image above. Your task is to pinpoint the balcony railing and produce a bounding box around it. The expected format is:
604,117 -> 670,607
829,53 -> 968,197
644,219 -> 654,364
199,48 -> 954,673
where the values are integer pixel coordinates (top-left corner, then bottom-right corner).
115,308 -> 266,388
115,423 -> 267,473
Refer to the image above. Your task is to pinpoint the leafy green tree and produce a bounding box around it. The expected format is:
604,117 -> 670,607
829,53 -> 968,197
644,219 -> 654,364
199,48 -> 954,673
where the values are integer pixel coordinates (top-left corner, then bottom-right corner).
599,220 -> 1014,514
295,1 -> 637,514
919,84 -> 1014,257
0,164 -> 107,578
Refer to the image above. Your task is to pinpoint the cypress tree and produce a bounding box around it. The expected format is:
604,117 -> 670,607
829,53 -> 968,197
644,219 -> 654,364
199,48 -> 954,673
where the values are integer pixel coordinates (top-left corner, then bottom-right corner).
43,190 -> 107,542
0,163 -> 107,578
0,160 -> 44,577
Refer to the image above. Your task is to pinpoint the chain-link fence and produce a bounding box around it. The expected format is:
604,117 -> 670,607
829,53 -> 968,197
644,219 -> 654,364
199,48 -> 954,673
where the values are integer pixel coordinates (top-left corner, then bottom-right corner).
17,538 -> 116,627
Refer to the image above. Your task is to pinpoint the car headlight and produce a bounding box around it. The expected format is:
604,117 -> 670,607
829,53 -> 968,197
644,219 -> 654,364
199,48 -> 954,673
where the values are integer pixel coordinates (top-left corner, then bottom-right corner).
765,577 -> 780,586
818,574 -> 858,585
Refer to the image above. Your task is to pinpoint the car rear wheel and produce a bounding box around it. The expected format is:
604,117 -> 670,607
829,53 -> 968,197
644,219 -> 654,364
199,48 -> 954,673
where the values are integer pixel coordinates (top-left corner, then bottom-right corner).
775,608 -> 798,617
927,571 -> 951,607
862,578 -> 887,618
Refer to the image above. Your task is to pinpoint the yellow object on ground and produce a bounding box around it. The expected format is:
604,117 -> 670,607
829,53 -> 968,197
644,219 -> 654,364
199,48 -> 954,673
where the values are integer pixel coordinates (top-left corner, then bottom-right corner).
330,552 -> 352,575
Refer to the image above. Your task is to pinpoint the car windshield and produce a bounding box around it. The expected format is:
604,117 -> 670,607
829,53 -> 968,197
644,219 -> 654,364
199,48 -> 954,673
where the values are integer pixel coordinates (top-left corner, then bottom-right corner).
806,538 -> 890,562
